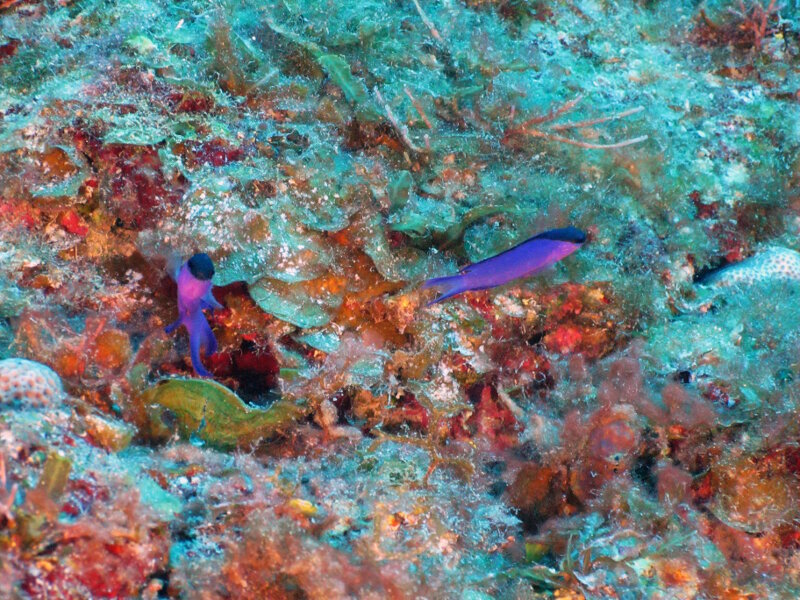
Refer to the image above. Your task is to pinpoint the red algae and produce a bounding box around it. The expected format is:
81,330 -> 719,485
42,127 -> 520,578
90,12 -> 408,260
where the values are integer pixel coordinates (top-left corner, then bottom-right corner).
539,284 -> 625,359
710,456 -> 799,534
217,521 -> 416,600
692,1 -> 783,51
0,200 -> 40,230
656,463 -> 693,507
172,138 -> 247,169
449,384 -> 521,451
166,90 -> 216,114
568,404 -> 641,503
11,466 -> 169,600
59,210 -> 89,237
508,463 -> 569,529
596,356 -> 646,406
0,39 -> 18,62
72,130 -> 185,229
382,390 -> 431,433
661,383 -> 716,429
90,328 -> 132,372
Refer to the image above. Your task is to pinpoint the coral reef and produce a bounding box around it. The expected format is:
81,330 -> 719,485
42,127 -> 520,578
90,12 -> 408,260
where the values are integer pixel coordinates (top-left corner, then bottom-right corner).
0,0 -> 799,597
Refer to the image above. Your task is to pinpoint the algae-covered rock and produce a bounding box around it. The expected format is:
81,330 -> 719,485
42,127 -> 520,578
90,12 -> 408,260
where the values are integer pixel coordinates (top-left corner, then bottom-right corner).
37,451 -> 72,500
16,451 -> 73,547
710,457 -> 798,534
82,413 -> 136,452
136,378 -> 306,449
0,278 -> 29,321
249,275 -> 345,328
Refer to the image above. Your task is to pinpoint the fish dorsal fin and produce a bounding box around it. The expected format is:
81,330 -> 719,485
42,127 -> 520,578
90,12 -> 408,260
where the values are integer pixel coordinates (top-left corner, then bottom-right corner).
455,226 -> 585,275
166,252 -> 183,281
532,226 -> 586,244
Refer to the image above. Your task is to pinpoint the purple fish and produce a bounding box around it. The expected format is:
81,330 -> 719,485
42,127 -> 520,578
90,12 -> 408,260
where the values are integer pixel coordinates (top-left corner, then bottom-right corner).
422,226 -> 586,305
165,253 -> 223,377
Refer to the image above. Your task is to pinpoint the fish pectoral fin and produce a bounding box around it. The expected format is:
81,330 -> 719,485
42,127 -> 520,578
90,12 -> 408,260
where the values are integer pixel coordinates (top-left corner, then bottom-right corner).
202,289 -> 224,311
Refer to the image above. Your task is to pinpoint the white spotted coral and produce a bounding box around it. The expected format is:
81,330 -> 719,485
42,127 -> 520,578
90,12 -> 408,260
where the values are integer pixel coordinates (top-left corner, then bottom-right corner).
0,358 -> 65,409
701,247 -> 800,287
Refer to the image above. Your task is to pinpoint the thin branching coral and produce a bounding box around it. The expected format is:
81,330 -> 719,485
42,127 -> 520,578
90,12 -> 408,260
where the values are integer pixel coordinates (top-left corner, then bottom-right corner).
503,95 -> 648,150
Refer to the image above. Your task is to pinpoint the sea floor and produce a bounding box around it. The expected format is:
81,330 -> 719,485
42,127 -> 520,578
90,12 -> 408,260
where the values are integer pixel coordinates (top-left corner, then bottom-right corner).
1,0 -> 800,598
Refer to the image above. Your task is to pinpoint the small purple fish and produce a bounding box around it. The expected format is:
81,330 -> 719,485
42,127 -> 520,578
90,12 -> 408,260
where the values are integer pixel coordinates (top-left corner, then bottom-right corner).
422,226 -> 586,305
165,253 -> 223,377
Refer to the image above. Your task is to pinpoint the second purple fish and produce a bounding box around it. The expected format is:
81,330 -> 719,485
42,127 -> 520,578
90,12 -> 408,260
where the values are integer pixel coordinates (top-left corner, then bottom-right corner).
422,226 -> 586,305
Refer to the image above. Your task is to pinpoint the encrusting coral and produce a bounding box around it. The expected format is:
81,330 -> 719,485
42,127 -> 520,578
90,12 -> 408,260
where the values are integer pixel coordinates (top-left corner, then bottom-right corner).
0,358 -> 65,409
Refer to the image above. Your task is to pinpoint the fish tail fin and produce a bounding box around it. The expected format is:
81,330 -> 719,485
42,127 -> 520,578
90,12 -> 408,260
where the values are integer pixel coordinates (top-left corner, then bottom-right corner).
204,323 -> 218,356
190,332 -> 212,377
202,288 -> 224,311
421,274 -> 467,305
164,318 -> 182,335
189,312 -> 216,377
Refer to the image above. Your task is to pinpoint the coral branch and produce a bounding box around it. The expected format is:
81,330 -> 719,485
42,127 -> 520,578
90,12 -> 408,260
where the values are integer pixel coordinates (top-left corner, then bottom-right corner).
550,105 -> 644,131
504,95 -> 647,152
374,87 -> 423,153
523,130 -> 649,150
404,86 -> 434,129
518,95 -> 584,129
411,0 -> 444,43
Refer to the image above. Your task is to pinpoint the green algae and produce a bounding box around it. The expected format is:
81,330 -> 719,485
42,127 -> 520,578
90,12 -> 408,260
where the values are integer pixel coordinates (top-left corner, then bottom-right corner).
36,452 -> 72,501
295,330 -> 341,353
317,54 -> 369,106
248,277 -> 344,328
137,378 -> 305,449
